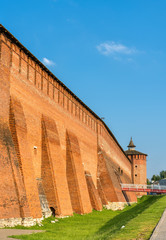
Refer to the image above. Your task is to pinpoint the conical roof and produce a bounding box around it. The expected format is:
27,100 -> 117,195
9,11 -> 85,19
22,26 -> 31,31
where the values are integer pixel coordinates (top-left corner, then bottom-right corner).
125,137 -> 147,156
127,137 -> 136,148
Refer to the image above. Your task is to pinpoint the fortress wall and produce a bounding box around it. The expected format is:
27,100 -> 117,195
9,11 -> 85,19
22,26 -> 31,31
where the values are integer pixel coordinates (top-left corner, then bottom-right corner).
7,34 -> 99,186
0,36 -> 34,223
97,125 -> 137,203
10,97 -> 42,219
0,56 -> 22,220
0,29 -> 136,223
98,123 -> 132,178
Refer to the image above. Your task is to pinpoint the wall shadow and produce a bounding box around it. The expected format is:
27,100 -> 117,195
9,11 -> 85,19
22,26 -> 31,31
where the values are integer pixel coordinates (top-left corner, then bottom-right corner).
93,196 -> 164,240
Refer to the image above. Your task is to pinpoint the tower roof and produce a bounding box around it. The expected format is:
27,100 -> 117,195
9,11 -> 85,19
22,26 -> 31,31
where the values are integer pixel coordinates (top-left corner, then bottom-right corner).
125,137 -> 147,156
125,149 -> 147,156
127,137 -> 136,148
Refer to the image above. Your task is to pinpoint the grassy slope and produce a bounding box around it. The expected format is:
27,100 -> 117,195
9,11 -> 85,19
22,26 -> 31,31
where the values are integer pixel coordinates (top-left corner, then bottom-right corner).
11,195 -> 166,240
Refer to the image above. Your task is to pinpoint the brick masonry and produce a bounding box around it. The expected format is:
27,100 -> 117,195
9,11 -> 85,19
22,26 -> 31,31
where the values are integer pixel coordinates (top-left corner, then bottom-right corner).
0,25 -> 144,226
128,154 -> 147,197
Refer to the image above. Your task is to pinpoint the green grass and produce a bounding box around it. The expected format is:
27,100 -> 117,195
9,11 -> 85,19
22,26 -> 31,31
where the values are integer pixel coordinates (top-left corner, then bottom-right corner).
10,195 -> 166,240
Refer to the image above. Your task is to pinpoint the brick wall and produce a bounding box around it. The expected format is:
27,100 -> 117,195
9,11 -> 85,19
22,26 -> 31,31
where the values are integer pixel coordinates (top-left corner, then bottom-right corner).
129,154 -> 147,196
0,27 -> 138,222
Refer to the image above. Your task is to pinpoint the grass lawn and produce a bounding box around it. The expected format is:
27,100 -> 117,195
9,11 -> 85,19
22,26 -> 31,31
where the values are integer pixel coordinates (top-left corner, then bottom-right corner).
10,195 -> 166,240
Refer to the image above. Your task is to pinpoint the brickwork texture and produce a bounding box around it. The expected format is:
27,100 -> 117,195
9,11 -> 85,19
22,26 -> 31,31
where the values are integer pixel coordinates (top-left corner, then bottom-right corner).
0,25 -> 145,226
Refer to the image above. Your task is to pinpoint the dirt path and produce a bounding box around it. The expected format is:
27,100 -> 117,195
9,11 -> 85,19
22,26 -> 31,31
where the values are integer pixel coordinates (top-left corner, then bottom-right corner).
0,229 -> 44,240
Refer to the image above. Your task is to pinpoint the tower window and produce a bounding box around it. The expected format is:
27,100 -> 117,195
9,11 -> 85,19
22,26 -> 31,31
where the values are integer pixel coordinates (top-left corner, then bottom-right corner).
135,174 -> 137,177
135,165 -> 137,168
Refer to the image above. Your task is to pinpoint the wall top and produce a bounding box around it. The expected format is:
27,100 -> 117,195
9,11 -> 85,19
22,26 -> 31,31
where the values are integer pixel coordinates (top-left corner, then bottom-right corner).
0,23 -> 131,163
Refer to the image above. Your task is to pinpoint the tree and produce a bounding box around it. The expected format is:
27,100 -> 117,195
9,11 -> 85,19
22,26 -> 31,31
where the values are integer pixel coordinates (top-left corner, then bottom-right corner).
147,178 -> 151,185
151,175 -> 160,182
151,170 -> 166,182
160,170 -> 166,179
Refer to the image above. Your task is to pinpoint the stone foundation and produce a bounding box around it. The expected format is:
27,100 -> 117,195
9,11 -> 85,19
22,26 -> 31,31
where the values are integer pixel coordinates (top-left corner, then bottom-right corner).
0,217 -> 43,228
104,201 -> 137,211
104,202 -> 127,211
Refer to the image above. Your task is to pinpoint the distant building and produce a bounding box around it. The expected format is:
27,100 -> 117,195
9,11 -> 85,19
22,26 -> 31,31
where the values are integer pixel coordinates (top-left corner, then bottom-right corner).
125,138 -> 147,196
159,178 -> 166,185
151,180 -> 159,185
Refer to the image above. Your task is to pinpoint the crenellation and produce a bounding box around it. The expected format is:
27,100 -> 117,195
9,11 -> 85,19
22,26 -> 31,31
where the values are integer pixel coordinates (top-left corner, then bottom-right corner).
11,50 -> 19,72
36,70 -> 42,89
80,108 -> 83,122
20,49 -> 28,61
78,107 -> 81,120
29,64 -> 35,84
46,77 -> 49,96
42,76 -> 48,95
12,43 -> 20,55
49,81 -> 54,99
62,94 -> 65,108
9,41 -> 12,67
53,86 -> 58,103
1,41 -> 11,67
63,95 -> 68,110
34,63 -> 37,85
58,91 -> 63,106
41,69 -> 43,90
20,56 -> 27,79
67,97 -> 69,111
1,33 -> 10,46
73,102 -> 76,116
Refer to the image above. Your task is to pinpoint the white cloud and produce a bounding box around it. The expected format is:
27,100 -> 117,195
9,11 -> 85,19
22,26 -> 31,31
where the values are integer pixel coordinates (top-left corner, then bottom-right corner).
42,57 -> 56,67
96,42 -> 137,56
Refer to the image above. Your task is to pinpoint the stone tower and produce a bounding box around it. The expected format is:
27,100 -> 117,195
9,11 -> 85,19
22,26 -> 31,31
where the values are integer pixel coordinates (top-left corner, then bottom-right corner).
125,138 -> 147,187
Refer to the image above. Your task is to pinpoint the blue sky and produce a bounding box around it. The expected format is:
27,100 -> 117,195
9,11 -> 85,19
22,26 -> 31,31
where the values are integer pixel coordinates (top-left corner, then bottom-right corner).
1,0 -> 166,178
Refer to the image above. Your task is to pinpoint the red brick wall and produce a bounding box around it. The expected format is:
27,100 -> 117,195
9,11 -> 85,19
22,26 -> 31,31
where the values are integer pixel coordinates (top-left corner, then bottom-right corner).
42,115 -> 73,216
0,45 -> 31,219
0,29 -> 137,221
85,171 -> 102,210
97,148 -> 127,203
66,130 -> 92,214
0,39 -> 32,220
10,97 -> 42,218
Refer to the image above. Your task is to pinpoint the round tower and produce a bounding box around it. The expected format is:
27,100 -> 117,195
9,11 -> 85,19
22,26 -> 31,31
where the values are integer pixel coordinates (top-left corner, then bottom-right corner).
125,138 -> 147,188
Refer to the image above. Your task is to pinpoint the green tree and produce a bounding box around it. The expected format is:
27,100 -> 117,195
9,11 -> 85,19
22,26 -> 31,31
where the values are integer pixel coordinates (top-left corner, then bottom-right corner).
150,170 -> 166,182
151,175 -> 160,181
160,170 -> 166,179
147,178 -> 151,185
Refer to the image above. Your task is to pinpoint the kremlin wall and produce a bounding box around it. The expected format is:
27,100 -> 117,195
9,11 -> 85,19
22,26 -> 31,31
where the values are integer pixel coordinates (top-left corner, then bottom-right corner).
0,24 -> 147,227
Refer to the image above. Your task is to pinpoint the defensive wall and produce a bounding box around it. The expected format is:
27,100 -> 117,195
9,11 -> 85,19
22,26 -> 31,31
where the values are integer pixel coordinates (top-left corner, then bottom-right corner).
0,24 -> 137,227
